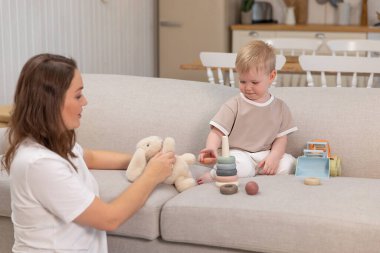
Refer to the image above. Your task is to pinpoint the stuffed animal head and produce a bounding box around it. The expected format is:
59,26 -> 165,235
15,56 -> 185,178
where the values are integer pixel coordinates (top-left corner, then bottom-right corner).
136,136 -> 163,160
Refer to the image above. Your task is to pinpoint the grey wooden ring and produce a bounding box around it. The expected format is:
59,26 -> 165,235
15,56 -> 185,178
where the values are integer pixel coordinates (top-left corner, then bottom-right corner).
216,168 -> 237,176
220,184 -> 238,195
216,163 -> 236,170
217,156 -> 236,164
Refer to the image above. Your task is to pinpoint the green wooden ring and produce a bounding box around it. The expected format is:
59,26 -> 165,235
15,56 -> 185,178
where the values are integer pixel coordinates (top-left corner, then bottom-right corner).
217,156 -> 236,164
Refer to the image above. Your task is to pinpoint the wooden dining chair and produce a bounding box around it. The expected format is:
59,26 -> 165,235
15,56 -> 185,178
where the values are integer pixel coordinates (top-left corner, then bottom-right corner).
199,52 -> 286,87
264,38 -> 323,56
298,55 -> 380,88
327,39 -> 380,57
327,39 -> 380,87
264,38 -> 323,87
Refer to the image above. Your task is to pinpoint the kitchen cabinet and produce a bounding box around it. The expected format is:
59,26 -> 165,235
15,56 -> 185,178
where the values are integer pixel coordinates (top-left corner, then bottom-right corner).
159,0 -> 240,82
232,25 -> 372,54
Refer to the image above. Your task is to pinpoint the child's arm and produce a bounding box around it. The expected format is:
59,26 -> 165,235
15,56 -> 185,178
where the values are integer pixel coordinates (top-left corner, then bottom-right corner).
258,135 -> 287,175
198,127 -> 224,164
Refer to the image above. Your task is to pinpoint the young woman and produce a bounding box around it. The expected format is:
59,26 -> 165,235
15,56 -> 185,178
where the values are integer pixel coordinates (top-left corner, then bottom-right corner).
2,53 -> 175,252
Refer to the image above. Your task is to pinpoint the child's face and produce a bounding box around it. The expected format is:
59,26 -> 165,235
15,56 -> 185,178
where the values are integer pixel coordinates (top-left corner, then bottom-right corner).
238,67 -> 276,102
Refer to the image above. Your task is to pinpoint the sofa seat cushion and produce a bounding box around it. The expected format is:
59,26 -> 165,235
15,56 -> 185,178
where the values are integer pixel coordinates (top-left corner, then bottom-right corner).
0,169 -> 179,240
92,170 -> 178,240
161,176 -> 380,253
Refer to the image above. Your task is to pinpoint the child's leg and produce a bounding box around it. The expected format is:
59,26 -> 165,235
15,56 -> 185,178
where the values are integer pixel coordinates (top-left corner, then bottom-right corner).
276,153 -> 296,175
229,149 -> 256,177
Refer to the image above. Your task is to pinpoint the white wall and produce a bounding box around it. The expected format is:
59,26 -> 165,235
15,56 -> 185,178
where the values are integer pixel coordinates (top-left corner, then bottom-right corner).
0,0 -> 157,104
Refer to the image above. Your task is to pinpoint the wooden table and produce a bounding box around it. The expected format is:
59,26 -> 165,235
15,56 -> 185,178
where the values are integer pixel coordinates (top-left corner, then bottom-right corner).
180,56 -> 303,73
0,105 -> 11,128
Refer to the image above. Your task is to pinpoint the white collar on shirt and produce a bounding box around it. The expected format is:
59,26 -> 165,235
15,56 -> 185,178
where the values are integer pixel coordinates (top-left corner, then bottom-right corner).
240,93 -> 274,107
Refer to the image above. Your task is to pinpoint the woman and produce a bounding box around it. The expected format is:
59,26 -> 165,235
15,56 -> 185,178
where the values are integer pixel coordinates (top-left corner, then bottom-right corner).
2,53 -> 175,252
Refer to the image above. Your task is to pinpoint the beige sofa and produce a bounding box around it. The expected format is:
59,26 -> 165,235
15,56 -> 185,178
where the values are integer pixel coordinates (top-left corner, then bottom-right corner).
1,74 -> 380,253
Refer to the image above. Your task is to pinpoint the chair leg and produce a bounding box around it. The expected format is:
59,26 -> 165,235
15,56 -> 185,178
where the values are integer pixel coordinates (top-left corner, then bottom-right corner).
352,72 -> 358,88
217,68 -> 224,85
229,69 -> 235,87
367,73 -> 374,88
336,72 -> 342,88
306,71 -> 314,87
321,71 -> 327,88
206,67 -> 215,84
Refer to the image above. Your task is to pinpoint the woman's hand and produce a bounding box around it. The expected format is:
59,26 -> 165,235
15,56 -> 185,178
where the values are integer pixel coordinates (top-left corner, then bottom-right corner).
143,151 -> 176,184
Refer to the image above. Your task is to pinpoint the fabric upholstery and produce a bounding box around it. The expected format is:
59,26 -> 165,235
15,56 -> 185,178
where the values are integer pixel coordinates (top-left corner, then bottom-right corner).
161,176 -> 380,253
79,75 -> 380,179
1,74 -> 380,253
0,217 -> 13,253
91,170 -> 178,240
108,235 -> 254,253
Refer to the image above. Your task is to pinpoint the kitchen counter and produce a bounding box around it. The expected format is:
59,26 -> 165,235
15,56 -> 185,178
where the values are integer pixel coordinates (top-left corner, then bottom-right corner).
231,24 -> 380,33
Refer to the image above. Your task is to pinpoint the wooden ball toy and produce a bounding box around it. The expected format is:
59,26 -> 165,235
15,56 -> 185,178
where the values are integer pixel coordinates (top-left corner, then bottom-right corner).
245,181 -> 259,195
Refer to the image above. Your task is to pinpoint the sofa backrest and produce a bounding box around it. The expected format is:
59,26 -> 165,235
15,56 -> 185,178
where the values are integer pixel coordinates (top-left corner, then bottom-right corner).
1,74 -> 379,179
77,74 -> 380,179
78,74 -> 237,160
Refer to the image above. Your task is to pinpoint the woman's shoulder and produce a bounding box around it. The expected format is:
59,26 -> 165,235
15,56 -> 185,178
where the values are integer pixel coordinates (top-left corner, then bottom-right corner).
17,139 -> 60,158
14,140 -> 81,168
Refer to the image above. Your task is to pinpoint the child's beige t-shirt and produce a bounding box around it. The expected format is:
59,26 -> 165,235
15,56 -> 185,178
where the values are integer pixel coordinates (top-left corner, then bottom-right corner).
210,93 -> 298,153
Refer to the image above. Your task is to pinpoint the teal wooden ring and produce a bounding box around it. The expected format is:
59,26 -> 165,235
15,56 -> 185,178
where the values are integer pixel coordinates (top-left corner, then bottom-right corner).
220,184 -> 238,195
216,169 -> 237,176
216,163 -> 236,171
217,156 -> 236,164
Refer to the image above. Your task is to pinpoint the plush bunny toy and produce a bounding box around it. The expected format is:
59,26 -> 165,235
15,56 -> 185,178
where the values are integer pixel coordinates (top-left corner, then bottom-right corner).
126,136 -> 197,192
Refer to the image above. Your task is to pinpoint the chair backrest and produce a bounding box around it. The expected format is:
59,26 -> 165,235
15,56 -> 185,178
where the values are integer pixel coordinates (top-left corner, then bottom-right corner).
327,39 -> 380,57
199,52 -> 286,87
299,55 -> 380,88
264,38 -> 323,56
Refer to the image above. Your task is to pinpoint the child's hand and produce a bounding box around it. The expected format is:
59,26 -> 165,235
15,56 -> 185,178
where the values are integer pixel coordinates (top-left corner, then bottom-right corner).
198,149 -> 217,165
257,155 -> 280,175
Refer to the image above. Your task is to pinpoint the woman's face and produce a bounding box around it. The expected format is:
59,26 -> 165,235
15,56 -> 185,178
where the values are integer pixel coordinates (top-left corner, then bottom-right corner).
61,69 -> 87,130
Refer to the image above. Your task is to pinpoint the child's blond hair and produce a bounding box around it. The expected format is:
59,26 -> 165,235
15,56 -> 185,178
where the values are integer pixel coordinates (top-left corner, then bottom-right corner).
235,40 -> 276,74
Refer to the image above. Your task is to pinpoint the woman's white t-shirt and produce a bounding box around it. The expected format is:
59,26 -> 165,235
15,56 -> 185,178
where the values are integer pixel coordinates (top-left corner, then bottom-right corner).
10,139 -> 107,253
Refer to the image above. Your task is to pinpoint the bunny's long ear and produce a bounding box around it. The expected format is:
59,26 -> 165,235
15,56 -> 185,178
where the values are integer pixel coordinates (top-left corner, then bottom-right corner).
162,137 -> 175,153
126,148 -> 147,182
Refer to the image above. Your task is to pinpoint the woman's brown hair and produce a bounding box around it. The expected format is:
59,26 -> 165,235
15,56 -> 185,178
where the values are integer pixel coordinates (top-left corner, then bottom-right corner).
2,53 -> 78,172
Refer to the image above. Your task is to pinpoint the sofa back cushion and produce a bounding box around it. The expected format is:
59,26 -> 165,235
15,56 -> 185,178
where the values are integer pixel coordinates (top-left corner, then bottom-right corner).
78,74 -> 380,178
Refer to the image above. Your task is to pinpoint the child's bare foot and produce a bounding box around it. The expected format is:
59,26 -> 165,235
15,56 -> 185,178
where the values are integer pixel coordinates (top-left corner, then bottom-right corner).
197,172 -> 214,184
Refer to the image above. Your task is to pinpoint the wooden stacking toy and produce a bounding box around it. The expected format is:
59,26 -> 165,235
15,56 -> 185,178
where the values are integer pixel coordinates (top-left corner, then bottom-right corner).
216,136 -> 239,190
